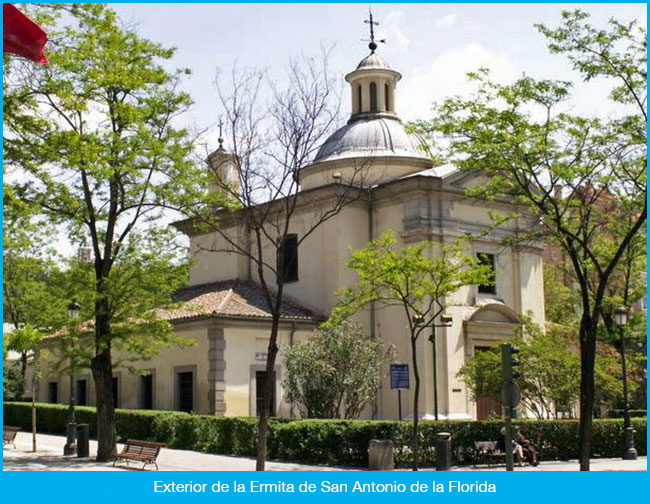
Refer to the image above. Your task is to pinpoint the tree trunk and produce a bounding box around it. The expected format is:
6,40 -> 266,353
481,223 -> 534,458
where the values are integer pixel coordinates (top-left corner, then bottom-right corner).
91,298 -> 116,462
578,316 -> 598,471
255,314 -> 280,471
410,335 -> 420,471
92,347 -> 115,461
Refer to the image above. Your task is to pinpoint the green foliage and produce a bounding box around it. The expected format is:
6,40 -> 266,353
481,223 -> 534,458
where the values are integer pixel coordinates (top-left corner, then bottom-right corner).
4,4 -> 218,457
330,231 -> 492,329
3,255 -> 61,328
458,318 -> 636,418
4,402 -> 646,466
284,321 -> 394,419
606,409 -> 646,419
3,361 -> 25,400
330,230 -> 492,467
414,10 -> 646,467
458,322 -> 582,419
543,261 -> 581,327
7,325 -> 44,355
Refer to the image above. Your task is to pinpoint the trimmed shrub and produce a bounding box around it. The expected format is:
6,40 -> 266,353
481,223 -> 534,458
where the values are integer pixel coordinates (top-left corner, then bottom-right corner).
3,402 -> 645,467
606,409 -> 647,418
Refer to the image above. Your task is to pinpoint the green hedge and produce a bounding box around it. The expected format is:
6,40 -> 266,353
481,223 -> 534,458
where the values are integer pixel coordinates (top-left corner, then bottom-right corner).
4,402 -> 646,467
606,409 -> 647,419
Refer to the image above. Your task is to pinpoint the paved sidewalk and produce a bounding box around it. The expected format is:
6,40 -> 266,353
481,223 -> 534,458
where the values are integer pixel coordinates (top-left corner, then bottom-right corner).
3,432 -> 348,471
3,432 -> 646,471
450,457 -> 646,471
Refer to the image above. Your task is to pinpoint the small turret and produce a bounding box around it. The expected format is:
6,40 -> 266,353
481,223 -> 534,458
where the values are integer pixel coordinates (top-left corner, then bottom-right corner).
206,121 -> 240,198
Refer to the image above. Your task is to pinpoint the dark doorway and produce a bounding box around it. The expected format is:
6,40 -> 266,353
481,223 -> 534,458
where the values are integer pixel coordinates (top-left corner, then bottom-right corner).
76,379 -> 87,406
475,346 -> 501,419
255,371 -> 276,417
177,371 -> 194,413
140,374 -> 153,410
48,382 -> 58,403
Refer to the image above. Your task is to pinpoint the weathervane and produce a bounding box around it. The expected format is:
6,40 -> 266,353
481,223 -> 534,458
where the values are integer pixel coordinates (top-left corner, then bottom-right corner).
363,7 -> 385,53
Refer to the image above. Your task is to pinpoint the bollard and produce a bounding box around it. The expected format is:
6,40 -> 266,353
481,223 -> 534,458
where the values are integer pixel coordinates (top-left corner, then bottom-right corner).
368,439 -> 394,470
435,432 -> 452,471
76,423 -> 90,458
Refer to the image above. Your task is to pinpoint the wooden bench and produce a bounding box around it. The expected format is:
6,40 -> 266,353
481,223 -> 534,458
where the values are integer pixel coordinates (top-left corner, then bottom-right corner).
473,441 -> 506,467
3,426 -> 20,449
110,439 -> 165,470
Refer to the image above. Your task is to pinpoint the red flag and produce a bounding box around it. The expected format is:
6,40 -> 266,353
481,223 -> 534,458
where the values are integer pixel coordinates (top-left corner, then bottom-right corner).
3,3 -> 48,64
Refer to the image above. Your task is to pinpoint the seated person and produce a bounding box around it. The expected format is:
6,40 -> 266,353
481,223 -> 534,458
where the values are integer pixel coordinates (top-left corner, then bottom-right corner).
499,427 -> 525,466
516,429 -> 539,466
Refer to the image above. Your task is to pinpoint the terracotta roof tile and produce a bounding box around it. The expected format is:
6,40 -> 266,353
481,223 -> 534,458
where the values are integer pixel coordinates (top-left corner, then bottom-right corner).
156,280 -> 324,323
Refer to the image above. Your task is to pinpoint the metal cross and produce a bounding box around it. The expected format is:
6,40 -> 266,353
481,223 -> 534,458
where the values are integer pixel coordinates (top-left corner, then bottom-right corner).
217,118 -> 224,149
362,8 -> 385,52
364,8 -> 378,44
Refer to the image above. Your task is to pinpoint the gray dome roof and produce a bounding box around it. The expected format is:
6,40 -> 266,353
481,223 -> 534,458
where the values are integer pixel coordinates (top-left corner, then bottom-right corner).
356,52 -> 392,71
313,117 -> 431,164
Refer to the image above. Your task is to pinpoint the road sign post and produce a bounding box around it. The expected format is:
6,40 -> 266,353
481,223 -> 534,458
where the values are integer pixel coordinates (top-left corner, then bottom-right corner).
390,363 -> 409,421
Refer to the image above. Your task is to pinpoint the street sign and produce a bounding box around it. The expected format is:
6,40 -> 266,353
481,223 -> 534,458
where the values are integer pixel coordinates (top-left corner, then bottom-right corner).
500,382 -> 521,408
390,363 -> 409,389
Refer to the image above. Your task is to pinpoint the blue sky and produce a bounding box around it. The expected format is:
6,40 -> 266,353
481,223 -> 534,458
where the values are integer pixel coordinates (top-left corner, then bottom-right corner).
111,2 -> 647,146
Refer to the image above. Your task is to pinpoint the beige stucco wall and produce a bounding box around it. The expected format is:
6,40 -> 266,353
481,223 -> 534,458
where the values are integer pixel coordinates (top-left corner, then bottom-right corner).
37,321 -> 314,418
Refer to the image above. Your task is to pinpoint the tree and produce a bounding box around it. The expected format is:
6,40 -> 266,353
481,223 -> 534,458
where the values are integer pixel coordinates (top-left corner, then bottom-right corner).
3,4 -> 214,460
458,320 -> 581,419
328,231 -> 491,469
416,11 -> 646,470
6,324 -> 45,452
184,53 -> 365,470
3,252 -> 65,382
283,321 -> 394,419
458,318 -> 636,419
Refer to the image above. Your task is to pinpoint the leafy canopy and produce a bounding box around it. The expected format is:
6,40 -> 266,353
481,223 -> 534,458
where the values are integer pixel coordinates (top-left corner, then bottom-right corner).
329,231 -> 493,334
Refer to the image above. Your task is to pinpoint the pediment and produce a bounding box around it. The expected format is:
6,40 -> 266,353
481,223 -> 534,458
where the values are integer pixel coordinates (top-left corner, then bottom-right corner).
444,169 -> 490,190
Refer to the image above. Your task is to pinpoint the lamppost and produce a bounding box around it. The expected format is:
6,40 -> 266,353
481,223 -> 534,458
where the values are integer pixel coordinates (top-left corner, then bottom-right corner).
614,306 -> 637,460
428,314 -> 453,421
63,299 -> 81,456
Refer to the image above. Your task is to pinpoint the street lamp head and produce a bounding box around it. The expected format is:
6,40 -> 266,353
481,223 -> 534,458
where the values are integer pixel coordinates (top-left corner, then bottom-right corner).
68,299 -> 81,320
413,314 -> 425,326
615,306 -> 628,327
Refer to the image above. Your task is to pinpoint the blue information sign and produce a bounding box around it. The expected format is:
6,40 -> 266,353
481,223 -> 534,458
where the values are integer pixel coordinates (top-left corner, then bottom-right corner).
390,363 -> 409,389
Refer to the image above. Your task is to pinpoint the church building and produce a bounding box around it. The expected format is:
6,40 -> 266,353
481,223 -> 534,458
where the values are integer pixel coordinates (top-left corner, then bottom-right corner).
37,32 -> 545,421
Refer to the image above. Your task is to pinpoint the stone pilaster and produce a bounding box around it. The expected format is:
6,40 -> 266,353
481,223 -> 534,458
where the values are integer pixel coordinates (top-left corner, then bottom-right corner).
208,327 -> 226,415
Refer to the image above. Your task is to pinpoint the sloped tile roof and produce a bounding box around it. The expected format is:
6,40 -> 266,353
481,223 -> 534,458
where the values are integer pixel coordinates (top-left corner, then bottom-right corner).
156,280 -> 324,323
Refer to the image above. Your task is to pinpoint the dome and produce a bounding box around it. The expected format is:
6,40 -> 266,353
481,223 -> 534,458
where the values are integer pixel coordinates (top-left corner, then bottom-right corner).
355,52 -> 392,71
313,116 -> 430,164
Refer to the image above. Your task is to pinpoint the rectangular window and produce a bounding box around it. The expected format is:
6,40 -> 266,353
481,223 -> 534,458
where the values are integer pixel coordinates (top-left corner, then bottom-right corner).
112,376 -> 120,408
140,374 -> 154,410
48,382 -> 58,404
277,234 -> 298,283
477,253 -> 497,294
76,379 -> 88,406
255,371 -> 276,417
177,371 -> 194,413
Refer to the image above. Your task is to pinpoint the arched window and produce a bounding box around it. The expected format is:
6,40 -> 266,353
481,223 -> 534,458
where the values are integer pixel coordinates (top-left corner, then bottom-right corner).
385,84 -> 390,111
357,85 -> 362,113
370,82 -> 378,112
